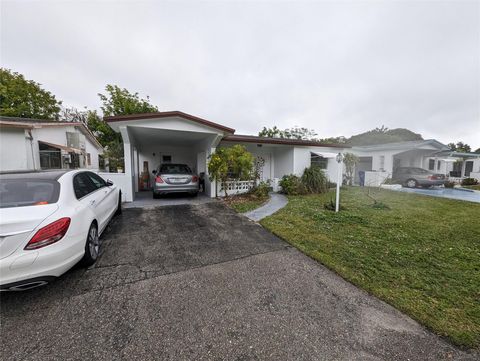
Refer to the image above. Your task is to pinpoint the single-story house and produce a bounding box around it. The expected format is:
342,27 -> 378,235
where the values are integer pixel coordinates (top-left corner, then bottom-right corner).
351,140 -> 480,186
0,116 -> 104,172
104,111 -> 347,202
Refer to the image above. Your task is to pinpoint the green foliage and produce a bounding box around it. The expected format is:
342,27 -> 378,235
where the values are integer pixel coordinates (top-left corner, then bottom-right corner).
98,84 -> 158,116
343,152 -> 359,186
448,142 -> 472,153
0,68 -> 62,119
207,145 -> 254,196
461,178 -> 479,186
261,188 -> 480,348
279,174 -> 306,195
444,181 -> 456,188
280,166 -> 329,195
348,126 -> 423,146
258,126 -> 317,140
301,165 -> 328,193
251,181 -> 271,198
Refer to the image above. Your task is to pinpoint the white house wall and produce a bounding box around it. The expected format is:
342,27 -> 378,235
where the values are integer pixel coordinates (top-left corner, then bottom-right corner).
273,147 -> 294,178
0,128 -> 29,171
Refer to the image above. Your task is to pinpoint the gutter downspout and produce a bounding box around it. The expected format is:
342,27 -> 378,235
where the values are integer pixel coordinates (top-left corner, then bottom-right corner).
27,130 -> 37,170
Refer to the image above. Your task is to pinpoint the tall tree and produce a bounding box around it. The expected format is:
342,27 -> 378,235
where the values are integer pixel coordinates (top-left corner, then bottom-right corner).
258,126 -> 317,140
448,141 -> 471,153
0,68 -> 62,119
94,85 -> 159,172
98,84 -> 158,116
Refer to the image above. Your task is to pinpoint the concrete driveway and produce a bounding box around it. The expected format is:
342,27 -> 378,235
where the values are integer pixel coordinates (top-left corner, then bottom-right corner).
0,203 -> 476,361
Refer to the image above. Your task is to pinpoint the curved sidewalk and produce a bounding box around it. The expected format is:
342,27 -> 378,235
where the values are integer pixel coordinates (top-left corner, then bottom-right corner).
243,192 -> 288,222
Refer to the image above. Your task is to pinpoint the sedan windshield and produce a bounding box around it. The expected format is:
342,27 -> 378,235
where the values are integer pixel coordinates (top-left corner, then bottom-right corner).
0,179 -> 60,208
159,164 -> 192,174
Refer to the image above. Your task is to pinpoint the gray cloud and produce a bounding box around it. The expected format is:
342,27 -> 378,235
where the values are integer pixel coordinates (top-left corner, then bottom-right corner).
1,0 -> 479,148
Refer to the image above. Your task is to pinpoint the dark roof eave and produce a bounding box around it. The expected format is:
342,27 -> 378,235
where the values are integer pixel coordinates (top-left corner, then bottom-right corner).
222,135 -> 349,148
104,111 -> 235,134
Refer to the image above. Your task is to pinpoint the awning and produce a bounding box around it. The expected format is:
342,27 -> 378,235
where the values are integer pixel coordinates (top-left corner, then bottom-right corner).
311,151 -> 338,158
39,141 -> 83,154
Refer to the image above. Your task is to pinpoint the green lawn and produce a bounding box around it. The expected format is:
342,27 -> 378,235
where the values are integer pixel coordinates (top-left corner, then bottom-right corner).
463,184 -> 480,191
260,187 -> 480,348
224,193 -> 269,213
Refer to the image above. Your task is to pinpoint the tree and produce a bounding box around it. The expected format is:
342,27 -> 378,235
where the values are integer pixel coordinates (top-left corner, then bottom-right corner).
0,68 -> 62,119
343,152 -> 359,186
258,126 -> 317,140
348,127 -> 423,146
258,126 -> 286,138
95,85 -> 159,172
207,145 -> 254,196
98,84 -> 158,116
448,141 -> 471,153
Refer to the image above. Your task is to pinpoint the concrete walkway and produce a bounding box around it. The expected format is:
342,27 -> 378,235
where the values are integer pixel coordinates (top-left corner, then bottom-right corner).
243,192 -> 288,221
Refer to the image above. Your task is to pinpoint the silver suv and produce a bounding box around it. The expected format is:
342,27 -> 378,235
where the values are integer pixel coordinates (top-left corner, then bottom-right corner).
152,164 -> 199,198
392,167 -> 446,188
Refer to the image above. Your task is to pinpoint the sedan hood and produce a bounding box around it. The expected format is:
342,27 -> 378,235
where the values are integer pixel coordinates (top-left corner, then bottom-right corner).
0,204 -> 59,259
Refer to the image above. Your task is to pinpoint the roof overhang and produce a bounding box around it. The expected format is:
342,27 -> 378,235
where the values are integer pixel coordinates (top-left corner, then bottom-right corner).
311,151 -> 338,158
39,141 -> 83,154
104,111 -> 235,134
222,134 -> 348,148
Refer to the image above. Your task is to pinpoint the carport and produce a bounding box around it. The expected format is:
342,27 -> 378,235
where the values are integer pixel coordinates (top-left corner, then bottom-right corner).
105,112 -> 235,202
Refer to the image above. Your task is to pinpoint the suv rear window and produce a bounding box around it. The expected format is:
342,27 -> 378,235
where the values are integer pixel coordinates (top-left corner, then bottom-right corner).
0,179 -> 60,208
159,164 -> 192,174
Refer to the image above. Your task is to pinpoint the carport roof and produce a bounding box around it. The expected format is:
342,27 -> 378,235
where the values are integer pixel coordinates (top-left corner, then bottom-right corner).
104,111 -> 235,134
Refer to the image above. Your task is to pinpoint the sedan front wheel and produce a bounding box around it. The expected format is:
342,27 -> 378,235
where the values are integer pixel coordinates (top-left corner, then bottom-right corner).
406,179 -> 417,188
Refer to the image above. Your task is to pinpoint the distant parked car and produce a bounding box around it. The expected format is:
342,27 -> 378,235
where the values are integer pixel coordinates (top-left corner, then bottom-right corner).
152,163 -> 199,198
392,167 -> 446,188
0,170 -> 121,291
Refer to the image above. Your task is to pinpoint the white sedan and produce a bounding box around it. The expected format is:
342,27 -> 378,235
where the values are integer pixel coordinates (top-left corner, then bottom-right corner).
0,170 -> 122,291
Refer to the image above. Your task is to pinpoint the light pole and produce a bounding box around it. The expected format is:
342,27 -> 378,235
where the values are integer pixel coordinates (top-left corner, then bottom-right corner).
335,152 -> 344,213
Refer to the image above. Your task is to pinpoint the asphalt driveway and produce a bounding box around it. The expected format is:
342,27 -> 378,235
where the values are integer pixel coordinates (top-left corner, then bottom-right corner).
0,202 -> 476,360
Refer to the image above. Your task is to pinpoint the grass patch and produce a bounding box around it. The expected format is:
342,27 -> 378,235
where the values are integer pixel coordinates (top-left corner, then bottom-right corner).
260,187 -> 480,348
463,185 -> 480,191
224,193 -> 269,213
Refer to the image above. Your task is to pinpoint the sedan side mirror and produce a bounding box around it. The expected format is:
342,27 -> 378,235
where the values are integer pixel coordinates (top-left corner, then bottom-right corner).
106,180 -> 114,186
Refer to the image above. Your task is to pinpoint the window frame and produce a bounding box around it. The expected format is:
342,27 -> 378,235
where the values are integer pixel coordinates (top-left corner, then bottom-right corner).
73,172 -> 98,200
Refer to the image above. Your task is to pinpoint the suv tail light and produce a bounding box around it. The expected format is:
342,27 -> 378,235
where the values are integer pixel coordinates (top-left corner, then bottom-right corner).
192,176 -> 198,183
25,218 -> 71,250
155,176 -> 164,184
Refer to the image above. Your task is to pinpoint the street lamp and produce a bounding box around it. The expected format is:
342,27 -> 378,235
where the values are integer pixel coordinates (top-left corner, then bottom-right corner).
335,153 -> 344,213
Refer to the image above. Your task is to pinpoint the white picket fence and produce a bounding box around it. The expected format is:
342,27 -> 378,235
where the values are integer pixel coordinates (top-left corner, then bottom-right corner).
216,180 -> 255,197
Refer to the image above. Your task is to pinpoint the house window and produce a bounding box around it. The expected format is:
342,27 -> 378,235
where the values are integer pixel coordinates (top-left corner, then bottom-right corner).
428,159 -> 435,170
39,143 -> 62,169
310,153 -> 328,169
86,153 -> 91,166
98,155 -> 106,170
162,155 -> 172,163
379,156 -> 385,171
437,160 -> 441,170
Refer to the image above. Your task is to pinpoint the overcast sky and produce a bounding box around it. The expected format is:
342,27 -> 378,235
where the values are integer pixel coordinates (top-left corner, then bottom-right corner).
1,0 -> 479,148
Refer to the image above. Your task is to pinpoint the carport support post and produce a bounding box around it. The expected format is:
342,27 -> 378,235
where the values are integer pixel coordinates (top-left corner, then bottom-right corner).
335,153 -> 344,213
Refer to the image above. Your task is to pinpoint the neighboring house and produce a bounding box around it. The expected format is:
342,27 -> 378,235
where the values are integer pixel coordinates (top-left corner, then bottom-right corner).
0,116 -> 104,172
351,140 -> 480,186
104,111 -> 347,202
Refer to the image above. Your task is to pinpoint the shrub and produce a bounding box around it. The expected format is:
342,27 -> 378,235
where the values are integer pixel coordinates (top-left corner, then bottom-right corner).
251,181 -> 271,198
461,178 -> 479,186
444,181 -> 456,188
301,166 -> 329,194
279,175 -> 306,195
